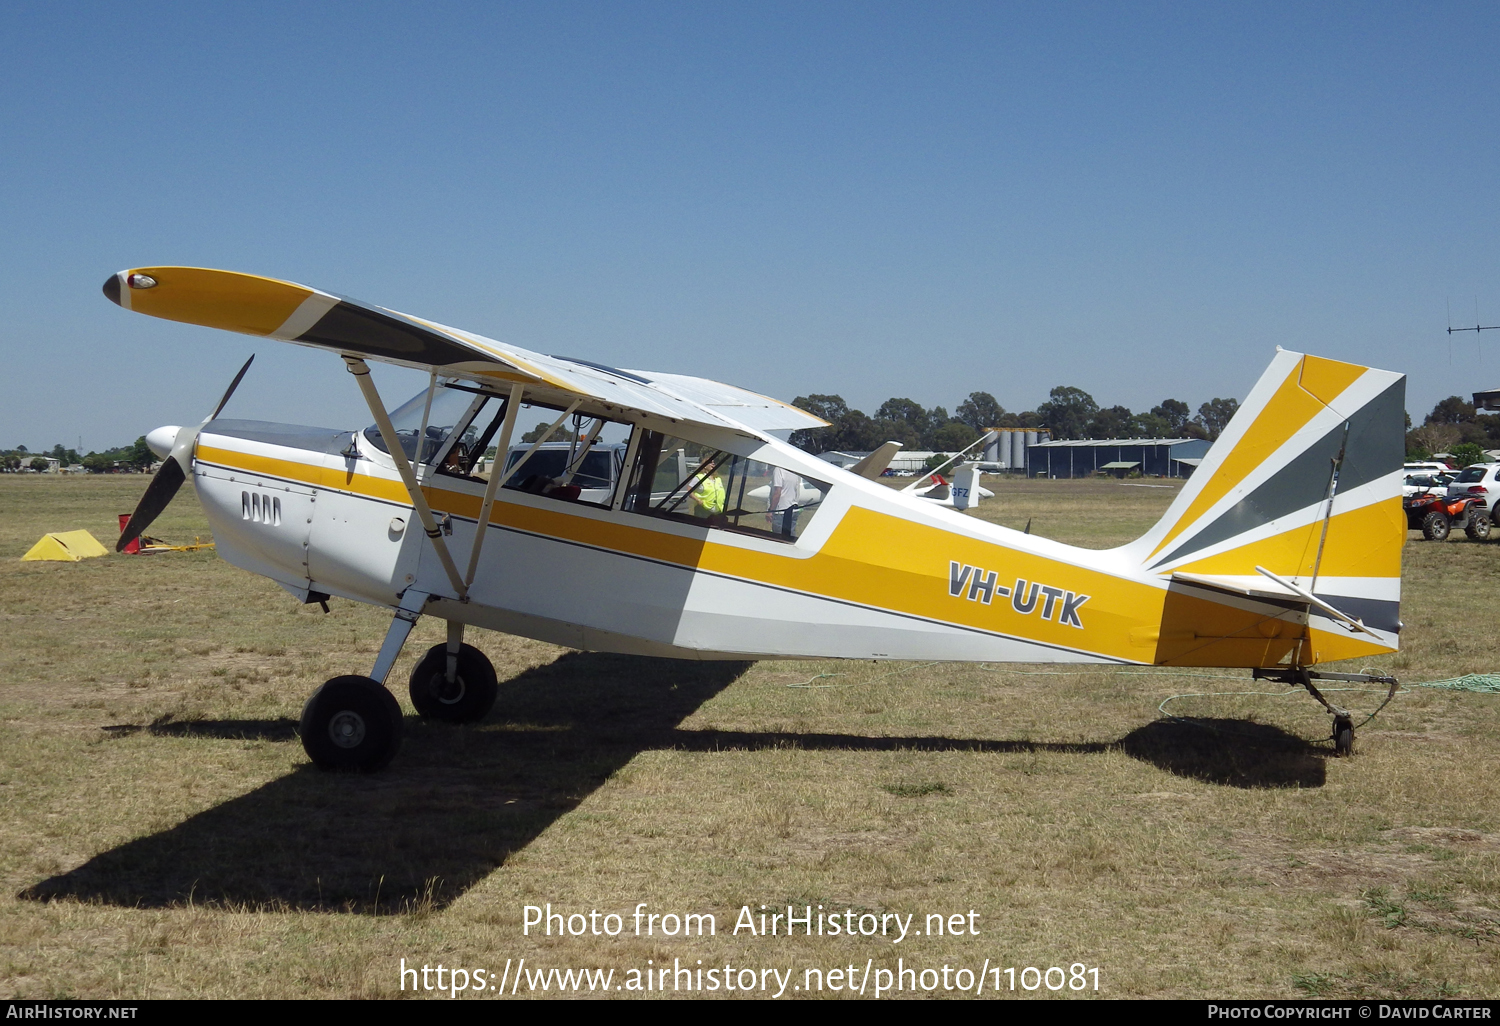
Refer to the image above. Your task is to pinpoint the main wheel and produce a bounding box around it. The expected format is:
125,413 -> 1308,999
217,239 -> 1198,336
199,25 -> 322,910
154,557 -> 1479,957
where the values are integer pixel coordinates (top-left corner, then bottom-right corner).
408,643 -> 498,723
1466,512 -> 1491,541
1422,510 -> 1451,541
300,675 -> 403,771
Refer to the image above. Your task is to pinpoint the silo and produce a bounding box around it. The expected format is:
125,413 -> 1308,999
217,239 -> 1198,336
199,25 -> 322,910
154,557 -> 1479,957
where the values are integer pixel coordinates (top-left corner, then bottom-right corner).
982,430 -> 1003,466
1024,431 -> 1040,475
1009,430 -> 1024,474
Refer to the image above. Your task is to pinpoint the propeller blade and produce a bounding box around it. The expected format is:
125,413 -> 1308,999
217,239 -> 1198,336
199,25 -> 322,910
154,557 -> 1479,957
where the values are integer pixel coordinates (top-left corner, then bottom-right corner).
116,355 -> 254,553
211,355 -> 255,421
116,457 -> 185,551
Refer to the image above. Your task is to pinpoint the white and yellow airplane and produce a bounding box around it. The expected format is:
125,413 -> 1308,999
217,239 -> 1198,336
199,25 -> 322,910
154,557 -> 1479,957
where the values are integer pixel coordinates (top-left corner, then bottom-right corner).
105,267 -> 1406,771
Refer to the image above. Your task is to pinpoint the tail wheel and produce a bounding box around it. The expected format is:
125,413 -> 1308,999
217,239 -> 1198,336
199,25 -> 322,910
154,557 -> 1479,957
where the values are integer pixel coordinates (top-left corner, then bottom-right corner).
408,643 -> 498,723
300,675 -> 403,772
1421,510 -> 1451,541
1333,714 -> 1355,757
1466,512 -> 1491,541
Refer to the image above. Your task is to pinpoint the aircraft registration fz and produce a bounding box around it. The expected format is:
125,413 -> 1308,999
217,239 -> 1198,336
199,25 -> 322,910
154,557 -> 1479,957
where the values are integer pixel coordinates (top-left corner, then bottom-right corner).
104,267 -> 1407,771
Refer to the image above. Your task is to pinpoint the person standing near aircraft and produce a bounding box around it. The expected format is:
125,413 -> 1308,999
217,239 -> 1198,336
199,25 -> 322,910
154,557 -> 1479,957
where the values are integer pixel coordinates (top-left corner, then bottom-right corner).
768,464 -> 799,533
692,460 -> 727,519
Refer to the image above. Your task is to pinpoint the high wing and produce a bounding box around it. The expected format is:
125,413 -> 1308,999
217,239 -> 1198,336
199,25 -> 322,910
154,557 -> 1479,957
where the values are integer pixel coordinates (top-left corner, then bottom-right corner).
104,267 -> 827,440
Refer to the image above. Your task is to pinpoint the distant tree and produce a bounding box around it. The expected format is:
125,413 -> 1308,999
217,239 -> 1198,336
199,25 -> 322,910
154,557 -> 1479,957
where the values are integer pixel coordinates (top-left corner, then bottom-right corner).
956,392 -> 1004,433
520,422 -> 576,444
129,436 -> 155,469
792,394 -> 850,424
1150,399 -> 1192,435
1428,396 -> 1477,425
15,445 -> 27,453
832,410 -> 885,453
1132,412 -> 1172,438
870,398 -> 929,451
1086,405 -> 1135,439
82,452 -> 113,473
930,420 -> 979,452
1409,422 -> 1459,458
28,457 -> 48,472
1036,386 -> 1098,440
876,398 -> 930,437
1195,398 -> 1240,441
1449,442 -> 1487,468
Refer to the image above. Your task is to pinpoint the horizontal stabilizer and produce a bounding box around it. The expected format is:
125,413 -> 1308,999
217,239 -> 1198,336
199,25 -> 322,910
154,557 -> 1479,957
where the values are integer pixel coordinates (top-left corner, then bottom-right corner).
1170,571 -> 1306,605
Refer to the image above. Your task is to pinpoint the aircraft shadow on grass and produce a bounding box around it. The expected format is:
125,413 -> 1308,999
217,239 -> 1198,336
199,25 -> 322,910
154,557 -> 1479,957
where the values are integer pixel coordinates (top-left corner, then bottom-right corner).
22,654 -> 1326,915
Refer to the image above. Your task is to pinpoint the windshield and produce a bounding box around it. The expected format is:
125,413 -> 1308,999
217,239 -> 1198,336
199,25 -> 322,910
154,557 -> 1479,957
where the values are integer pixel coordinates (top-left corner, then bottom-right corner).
1456,466 -> 1488,483
364,383 -> 488,464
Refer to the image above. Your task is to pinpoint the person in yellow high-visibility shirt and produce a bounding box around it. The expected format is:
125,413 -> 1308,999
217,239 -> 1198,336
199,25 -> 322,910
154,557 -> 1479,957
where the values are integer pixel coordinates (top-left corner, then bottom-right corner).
691,464 -> 727,519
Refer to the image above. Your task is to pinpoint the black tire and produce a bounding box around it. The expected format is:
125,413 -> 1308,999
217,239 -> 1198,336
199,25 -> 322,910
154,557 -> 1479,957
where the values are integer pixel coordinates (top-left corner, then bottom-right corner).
1466,512 -> 1491,541
408,643 -> 498,723
1334,725 -> 1354,756
1422,511 -> 1451,541
300,675 -> 403,772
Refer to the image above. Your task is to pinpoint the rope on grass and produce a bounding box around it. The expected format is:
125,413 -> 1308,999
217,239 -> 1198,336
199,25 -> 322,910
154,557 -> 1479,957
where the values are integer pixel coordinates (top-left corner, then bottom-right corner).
784,661 -> 942,689
1406,673 -> 1500,693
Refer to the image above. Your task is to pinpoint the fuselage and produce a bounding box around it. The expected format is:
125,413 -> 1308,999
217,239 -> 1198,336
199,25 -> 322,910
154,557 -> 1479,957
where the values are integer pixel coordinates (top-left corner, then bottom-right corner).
188,415 -> 1378,667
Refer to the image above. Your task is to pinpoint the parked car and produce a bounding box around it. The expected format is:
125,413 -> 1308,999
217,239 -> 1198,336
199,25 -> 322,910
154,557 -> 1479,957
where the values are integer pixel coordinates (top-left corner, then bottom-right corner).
1402,471 -> 1456,498
1446,463 -> 1500,516
499,441 -> 628,505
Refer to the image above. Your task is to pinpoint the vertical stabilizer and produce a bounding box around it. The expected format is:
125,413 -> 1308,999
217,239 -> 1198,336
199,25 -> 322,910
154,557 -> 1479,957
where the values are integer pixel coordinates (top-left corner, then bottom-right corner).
1124,350 -> 1405,663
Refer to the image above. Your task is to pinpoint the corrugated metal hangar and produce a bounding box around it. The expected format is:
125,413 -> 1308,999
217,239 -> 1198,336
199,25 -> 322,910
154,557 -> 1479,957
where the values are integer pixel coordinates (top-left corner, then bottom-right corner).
1028,437 -> 1212,478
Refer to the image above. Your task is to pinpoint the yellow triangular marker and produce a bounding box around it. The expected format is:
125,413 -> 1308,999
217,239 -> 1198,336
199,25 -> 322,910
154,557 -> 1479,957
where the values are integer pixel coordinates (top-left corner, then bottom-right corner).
21,530 -> 110,562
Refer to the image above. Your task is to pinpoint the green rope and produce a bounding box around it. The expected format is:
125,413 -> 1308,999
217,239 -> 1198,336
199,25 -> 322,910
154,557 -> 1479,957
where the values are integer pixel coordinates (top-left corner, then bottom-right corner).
1407,673 -> 1500,693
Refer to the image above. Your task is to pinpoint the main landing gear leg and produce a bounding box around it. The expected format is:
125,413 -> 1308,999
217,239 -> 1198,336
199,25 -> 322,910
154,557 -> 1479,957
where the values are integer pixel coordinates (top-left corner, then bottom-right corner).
299,590 -> 428,772
409,615 -> 497,724
1252,667 -> 1399,757
446,619 -> 463,683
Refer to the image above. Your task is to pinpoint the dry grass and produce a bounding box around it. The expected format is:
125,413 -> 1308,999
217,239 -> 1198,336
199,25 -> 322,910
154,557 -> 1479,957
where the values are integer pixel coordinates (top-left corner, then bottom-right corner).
1,473 -> 1498,999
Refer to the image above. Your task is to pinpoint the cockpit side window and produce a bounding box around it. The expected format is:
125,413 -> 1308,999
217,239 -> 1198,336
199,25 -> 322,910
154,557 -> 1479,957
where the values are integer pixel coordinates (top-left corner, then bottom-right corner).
496,412 -> 631,507
622,431 -> 829,541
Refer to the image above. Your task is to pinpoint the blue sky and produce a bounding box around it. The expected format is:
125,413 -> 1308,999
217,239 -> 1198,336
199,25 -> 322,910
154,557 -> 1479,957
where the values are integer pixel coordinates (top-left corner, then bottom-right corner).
2,2 -> 1497,451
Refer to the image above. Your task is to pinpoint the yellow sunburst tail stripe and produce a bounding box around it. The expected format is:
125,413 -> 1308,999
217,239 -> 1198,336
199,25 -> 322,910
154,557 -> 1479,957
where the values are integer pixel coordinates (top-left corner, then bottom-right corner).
1168,499 -> 1404,581
1148,355 -> 1367,559
117,267 -> 314,336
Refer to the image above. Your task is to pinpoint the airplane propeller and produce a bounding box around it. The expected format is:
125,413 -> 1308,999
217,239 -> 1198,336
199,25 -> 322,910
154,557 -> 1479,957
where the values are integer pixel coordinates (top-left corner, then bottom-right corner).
117,355 -> 254,552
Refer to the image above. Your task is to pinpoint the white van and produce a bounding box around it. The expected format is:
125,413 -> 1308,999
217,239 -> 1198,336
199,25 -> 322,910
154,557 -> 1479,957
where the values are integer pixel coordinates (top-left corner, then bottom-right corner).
500,441 -> 628,505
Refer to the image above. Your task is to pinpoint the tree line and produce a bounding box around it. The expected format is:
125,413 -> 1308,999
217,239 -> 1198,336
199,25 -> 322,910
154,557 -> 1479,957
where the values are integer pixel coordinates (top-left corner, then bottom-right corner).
1,438 -> 155,473
788,388 -> 1240,455
1407,396 -> 1500,467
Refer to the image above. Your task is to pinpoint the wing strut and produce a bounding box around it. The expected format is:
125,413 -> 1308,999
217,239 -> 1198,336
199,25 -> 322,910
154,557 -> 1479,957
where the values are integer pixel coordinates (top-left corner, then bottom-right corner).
344,356 -> 469,600
463,382 -> 524,588
1254,565 -> 1383,640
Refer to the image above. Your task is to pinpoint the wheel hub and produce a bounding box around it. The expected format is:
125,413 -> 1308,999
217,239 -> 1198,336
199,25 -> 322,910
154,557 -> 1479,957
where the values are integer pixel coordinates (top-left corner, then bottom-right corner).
435,674 -> 467,705
328,710 -> 367,748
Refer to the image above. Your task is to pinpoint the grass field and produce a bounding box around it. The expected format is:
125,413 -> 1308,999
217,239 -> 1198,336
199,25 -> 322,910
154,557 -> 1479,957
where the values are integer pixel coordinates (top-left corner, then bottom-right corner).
2,474 -> 1498,999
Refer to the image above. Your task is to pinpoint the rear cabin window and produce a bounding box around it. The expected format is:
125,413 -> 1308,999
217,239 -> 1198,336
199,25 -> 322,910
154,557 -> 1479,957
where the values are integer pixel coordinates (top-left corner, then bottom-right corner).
1457,467 -> 1488,483
621,431 -> 829,542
